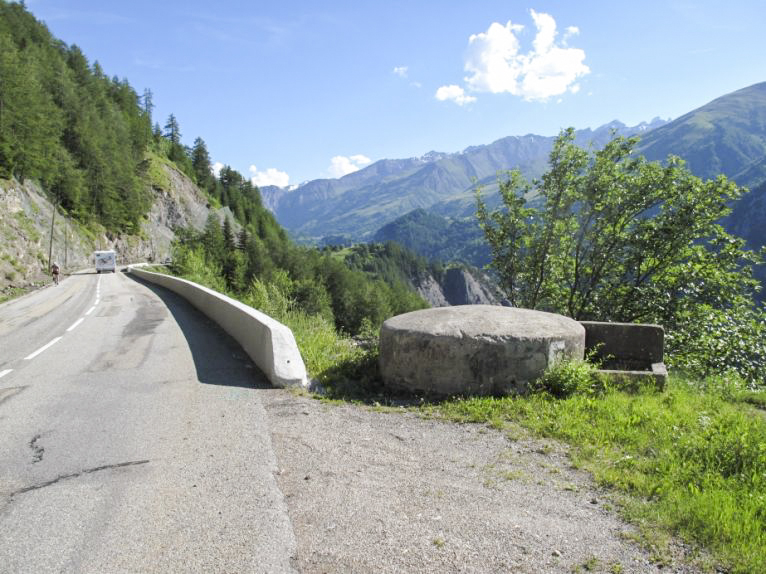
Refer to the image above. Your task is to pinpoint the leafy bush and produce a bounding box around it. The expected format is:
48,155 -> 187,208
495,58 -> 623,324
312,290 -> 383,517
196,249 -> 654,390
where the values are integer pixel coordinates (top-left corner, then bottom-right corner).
665,302 -> 766,385
477,128 -> 765,385
531,358 -> 600,398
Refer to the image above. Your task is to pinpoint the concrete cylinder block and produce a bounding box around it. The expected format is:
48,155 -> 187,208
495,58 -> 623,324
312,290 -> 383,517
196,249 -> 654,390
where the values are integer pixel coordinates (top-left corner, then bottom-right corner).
380,305 -> 585,397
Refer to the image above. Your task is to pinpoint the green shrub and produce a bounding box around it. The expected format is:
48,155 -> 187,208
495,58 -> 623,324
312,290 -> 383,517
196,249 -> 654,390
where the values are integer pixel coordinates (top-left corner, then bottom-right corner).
531,358 -> 600,398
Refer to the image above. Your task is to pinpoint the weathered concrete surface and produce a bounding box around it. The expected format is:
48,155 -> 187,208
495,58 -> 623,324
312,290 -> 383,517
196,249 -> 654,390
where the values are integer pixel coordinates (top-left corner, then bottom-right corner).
380,306 -> 585,396
580,321 -> 667,390
580,321 -> 664,366
128,266 -> 308,389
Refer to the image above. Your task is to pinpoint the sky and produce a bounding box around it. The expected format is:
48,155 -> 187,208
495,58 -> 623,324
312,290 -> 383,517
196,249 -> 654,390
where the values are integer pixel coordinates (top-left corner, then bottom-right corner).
24,0 -> 766,187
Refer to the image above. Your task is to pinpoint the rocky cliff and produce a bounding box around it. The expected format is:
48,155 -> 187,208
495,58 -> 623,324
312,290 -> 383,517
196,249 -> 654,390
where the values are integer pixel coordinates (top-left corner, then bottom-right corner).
413,267 -> 504,307
0,161 -> 219,297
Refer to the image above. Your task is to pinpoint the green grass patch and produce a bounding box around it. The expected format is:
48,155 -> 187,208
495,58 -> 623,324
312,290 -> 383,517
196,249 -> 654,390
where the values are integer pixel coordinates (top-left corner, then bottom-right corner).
144,151 -> 172,191
426,374 -> 766,573
13,211 -> 41,242
0,286 -> 28,304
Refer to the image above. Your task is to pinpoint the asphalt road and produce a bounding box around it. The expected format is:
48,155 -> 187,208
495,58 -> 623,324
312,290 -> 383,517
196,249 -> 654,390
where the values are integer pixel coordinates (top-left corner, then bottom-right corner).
0,270 -> 703,573
0,270 -> 297,573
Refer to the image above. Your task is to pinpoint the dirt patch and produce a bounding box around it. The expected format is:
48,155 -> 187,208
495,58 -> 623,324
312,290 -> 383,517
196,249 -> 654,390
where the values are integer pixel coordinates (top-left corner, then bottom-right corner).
262,390 -> 704,574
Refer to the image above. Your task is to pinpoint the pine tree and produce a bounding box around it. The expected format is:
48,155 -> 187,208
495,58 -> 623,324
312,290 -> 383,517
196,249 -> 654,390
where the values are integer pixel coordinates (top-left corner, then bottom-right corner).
222,216 -> 235,251
164,113 -> 181,145
191,136 -> 213,190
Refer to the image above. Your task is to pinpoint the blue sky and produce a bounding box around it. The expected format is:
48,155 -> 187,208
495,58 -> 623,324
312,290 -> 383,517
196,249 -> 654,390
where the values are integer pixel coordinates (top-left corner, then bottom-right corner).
26,0 -> 766,187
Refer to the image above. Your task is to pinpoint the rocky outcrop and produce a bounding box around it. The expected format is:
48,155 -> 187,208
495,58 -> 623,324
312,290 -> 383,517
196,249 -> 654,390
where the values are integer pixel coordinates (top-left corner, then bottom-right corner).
413,267 -> 504,308
442,268 -> 498,305
0,179 -> 93,290
0,161 -> 220,294
414,274 -> 449,307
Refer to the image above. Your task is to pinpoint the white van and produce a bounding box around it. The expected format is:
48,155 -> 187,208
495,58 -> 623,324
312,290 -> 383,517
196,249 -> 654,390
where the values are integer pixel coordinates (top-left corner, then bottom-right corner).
94,250 -> 117,273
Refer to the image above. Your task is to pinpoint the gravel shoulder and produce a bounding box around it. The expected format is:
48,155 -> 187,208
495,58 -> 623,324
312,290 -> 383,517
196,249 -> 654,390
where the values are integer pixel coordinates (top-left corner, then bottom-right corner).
262,389 -> 704,574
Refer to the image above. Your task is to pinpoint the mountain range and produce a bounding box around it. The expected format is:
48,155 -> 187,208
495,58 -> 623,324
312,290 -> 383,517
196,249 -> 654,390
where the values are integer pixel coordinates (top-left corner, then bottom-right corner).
261,119 -> 668,242
262,83 -> 766,274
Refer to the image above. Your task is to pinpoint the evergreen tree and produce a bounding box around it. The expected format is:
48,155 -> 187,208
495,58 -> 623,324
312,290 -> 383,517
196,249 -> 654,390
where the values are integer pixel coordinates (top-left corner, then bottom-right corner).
222,216 -> 235,251
237,227 -> 249,251
142,88 -> 153,124
191,136 -> 213,190
164,113 -> 181,145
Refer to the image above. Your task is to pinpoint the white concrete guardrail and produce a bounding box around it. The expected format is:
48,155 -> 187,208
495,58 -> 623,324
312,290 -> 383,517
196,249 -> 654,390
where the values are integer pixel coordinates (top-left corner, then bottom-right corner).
128,265 -> 308,389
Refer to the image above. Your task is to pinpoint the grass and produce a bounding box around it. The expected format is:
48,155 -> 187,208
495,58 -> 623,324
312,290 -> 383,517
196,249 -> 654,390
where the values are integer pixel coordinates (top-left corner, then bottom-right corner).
0,286 -> 27,304
144,151 -> 172,191
13,211 -> 41,242
424,374 -> 766,574
164,259 -> 377,398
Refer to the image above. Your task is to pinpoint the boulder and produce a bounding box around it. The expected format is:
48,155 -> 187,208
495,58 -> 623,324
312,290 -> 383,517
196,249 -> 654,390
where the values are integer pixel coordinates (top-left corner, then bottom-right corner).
380,306 -> 585,396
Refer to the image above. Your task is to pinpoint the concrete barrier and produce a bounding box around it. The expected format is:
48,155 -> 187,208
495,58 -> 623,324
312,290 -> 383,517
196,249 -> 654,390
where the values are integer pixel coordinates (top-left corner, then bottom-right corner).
128,266 -> 308,389
580,321 -> 667,390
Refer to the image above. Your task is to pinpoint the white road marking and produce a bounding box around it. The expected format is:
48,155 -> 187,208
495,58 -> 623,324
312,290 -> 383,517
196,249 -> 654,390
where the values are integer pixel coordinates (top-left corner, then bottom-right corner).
95,299 -> 100,306
86,306 -> 96,316
0,369 -> 12,379
66,318 -> 85,332
24,337 -> 63,360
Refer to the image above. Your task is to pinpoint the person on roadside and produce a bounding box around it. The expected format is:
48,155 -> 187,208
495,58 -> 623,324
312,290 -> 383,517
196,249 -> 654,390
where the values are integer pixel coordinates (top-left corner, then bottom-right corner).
51,262 -> 60,285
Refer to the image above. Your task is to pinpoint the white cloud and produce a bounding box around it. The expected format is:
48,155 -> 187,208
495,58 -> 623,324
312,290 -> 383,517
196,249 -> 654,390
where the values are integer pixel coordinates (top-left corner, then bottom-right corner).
463,9 -> 589,102
212,161 -> 224,178
435,84 -> 477,106
393,66 -> 408,78
328,155 -> 371,178
249,165 -> 290,188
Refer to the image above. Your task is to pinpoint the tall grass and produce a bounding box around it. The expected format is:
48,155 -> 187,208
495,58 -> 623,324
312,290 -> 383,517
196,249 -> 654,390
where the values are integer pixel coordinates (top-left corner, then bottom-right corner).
166,257 -> 375,394
430,374 -> 766,573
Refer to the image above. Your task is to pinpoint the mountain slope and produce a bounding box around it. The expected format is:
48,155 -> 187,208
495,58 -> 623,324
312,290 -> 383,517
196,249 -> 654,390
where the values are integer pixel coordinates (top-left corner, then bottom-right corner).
637,82 -> 766,184
262,120 -> 665,241
372,209 -> 490,268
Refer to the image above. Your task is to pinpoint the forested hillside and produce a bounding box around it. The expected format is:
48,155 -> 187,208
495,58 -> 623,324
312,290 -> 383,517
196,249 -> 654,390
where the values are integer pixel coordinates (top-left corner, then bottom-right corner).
0,0 -> 151,231
372,209 -> 491,268
0,0 -> 430,334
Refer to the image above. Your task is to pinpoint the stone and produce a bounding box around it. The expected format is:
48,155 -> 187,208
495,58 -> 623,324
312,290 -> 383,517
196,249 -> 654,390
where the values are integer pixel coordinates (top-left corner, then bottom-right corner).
379,306 -> 585,397
580,321 -> 667,390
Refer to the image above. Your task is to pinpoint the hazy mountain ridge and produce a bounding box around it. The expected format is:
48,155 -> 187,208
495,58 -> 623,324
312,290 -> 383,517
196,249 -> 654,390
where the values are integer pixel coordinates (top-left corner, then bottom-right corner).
262,118 -> 668,241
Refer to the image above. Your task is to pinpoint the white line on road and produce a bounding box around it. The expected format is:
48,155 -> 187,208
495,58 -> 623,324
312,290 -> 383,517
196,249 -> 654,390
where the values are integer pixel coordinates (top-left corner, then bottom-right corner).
86,305 -> 96,316
0,369 -> 12,379
24,337 -> 63,360
66,318 -> 85,332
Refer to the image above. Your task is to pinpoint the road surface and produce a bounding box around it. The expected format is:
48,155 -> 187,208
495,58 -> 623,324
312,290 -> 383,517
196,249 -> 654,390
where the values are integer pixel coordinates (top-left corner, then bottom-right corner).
0,270 -> 702,573
0,270 -> 297,573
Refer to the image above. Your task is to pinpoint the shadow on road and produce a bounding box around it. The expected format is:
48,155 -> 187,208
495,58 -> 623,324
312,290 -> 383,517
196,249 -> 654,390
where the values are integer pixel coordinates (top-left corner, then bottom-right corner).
125,273 -> 272,391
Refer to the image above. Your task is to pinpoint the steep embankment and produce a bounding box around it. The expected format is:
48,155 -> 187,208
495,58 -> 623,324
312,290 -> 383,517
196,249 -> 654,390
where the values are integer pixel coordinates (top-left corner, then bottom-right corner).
413,267 -> 504,307
0,159 -> 221,297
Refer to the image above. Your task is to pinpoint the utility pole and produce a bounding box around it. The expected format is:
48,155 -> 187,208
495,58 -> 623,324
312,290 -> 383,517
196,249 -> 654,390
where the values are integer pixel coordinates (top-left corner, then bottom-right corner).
47,198 -> 57,273
64,219 -> 68,269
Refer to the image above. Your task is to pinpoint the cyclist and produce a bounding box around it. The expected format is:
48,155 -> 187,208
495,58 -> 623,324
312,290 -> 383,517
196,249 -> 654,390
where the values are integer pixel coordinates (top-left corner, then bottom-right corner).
51,262 -> 60,285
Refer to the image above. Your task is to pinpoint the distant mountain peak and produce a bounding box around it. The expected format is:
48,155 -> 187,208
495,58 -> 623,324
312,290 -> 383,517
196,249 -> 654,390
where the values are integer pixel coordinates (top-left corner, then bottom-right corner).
420,150 -> 451,163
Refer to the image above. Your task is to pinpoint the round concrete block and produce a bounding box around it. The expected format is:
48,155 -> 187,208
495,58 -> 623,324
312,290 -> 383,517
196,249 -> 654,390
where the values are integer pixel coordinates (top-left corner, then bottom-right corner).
379,305 -> 585,396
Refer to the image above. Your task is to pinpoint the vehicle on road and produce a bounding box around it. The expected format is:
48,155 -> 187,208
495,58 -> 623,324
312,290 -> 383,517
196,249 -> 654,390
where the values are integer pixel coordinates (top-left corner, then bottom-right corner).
94,250 -> 117,273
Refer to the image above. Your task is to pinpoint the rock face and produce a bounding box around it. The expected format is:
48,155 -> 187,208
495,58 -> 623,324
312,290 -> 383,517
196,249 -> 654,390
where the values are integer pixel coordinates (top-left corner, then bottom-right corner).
0,162 -> 230,293
442,268 -> 497,305
414,268 -> 503,307
379,306 -> 585,397
0,179 -> 94,289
